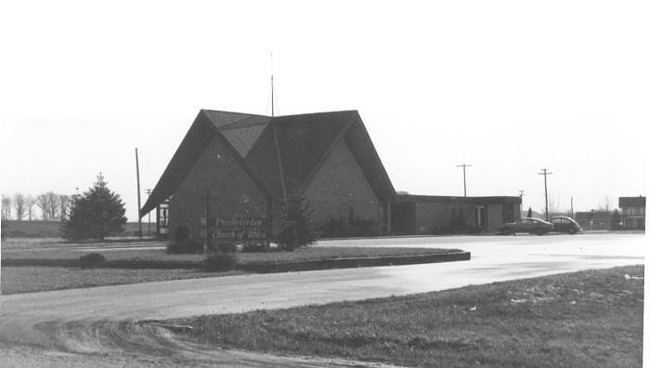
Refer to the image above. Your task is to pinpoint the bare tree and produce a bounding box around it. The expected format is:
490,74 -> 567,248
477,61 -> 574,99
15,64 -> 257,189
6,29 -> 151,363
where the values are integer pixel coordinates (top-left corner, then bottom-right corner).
1,194 -> 11,220
59,194 -> 70,221
547,196 -> 562,218
597,196 -> 611,212
37,192 -> 60,221
13,193 -> 26,221
37,194 -> 48,220
26,195 -> 37,221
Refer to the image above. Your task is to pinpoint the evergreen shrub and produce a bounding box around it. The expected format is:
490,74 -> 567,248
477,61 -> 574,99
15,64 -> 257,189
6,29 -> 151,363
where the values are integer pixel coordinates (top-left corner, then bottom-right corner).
166,239 -> 203,254
79,253 -> 106,268
276,195 -> 317,251
204,252 -> 237,271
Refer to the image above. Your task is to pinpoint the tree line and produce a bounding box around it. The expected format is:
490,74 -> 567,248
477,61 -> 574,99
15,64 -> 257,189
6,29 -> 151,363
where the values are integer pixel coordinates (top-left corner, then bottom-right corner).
3,174 -> 128,241
1,192 -> 71,221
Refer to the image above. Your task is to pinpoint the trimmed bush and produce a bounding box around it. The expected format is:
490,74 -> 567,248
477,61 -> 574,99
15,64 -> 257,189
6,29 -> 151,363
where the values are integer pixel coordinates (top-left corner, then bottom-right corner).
204,252 -> 237,271
79,253 -> 106,268
166,239 -> 203,254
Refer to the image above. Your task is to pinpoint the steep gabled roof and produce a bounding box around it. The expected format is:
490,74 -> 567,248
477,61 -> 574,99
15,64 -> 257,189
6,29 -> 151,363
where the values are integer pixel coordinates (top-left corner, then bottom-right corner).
343,115 -> 396,201
140,111 -> 276,216
203,111 -> 271,158
245,111 -> 356,196
140,109 -> 396,217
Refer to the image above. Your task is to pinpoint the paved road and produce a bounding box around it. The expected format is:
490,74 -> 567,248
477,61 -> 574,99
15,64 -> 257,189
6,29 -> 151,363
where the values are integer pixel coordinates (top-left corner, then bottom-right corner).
2,233 -> 644,325
0,233 -> 645,366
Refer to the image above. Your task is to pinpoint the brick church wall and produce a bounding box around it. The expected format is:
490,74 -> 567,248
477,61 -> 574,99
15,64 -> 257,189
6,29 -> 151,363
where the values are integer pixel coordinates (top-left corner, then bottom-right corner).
303,138 -> 382,230
169,137 -> 270,241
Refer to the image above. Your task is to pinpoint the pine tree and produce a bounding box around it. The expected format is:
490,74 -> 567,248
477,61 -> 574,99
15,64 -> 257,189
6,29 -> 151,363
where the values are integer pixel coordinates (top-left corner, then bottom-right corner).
61,173 -> 127,241
527,207 -> 533,218
276,195 -> 316,251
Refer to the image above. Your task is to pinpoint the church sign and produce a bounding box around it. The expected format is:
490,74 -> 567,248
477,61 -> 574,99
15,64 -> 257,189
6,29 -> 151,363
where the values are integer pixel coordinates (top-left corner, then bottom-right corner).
209,216 -> 268,242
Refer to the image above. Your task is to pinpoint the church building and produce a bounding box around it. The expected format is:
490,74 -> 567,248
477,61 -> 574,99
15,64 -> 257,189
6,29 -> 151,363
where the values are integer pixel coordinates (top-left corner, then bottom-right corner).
140,109 -> 396,242
141,109 -> 521,242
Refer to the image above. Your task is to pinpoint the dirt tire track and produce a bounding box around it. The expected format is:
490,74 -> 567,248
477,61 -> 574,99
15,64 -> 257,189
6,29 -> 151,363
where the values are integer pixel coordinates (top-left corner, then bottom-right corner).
3,319 -> 402,367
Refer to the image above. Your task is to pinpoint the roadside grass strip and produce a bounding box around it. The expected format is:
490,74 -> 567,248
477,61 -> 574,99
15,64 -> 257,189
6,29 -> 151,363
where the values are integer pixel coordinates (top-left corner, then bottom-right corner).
172,265 -> 644,368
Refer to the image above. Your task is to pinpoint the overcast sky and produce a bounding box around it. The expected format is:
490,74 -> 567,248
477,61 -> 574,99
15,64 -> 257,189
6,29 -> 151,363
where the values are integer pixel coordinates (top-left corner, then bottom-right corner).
1,0 -> 648,221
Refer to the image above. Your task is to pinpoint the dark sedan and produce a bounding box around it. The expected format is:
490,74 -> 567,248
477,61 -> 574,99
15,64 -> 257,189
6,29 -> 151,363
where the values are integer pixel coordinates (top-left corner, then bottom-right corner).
497,217 -> 554,235
551,216 -> 582,234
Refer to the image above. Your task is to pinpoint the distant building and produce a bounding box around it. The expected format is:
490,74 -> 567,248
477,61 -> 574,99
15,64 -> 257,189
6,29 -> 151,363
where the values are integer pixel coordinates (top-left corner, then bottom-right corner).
392,194 -> 521,234
575,211 -> 612,231
619,196 -> 645,230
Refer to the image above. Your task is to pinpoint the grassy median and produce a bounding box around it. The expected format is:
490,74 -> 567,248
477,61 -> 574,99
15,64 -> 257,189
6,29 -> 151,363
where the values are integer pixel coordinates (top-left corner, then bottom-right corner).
174,265 -> 644,368
1,239 -> 461,294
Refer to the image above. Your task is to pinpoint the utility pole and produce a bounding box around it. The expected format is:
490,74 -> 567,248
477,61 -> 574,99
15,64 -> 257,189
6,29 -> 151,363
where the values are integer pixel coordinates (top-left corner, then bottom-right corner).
135,148 -> 143,239
456,164 -> 472,197
145,189 -> 152,236
271,75 -> 275,117
270,72 -> 287,202
538,168 -> 553,222
519,190 -> 524,218
570,196 -> 574,218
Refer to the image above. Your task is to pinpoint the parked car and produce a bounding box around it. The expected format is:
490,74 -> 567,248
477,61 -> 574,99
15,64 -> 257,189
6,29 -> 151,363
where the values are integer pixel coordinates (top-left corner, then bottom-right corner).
551,216 -> 582,234
497,217 -> 554,235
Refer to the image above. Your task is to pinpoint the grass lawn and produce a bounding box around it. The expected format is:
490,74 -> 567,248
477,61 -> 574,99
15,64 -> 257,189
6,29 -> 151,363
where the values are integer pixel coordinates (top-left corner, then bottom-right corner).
1,238 -> 461,294
173,265 -> 644,368
1,220 -> 145,238
0,266 -> 243,295
2,243 -> 459,264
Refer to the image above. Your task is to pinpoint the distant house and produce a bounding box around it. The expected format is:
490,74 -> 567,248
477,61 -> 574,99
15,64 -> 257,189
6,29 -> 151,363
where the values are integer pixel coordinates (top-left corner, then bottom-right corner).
619,196 -> 645,230
392,194 -> 521,234
575,211 -> 612,231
